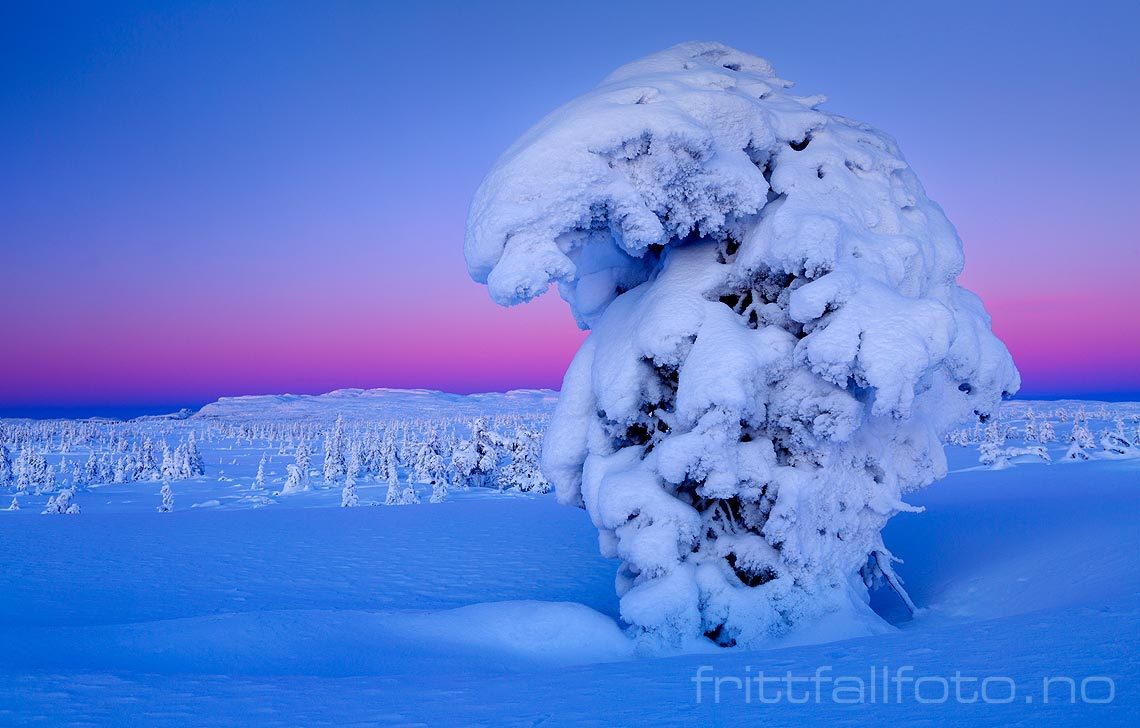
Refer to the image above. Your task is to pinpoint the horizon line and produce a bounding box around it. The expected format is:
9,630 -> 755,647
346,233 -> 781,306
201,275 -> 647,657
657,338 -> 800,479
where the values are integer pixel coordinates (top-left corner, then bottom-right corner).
2,387 -> 1139,422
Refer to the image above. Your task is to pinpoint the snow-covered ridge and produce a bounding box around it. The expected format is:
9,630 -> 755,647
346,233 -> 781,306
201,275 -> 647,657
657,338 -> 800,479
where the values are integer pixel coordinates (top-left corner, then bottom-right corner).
192,388 -> 560,422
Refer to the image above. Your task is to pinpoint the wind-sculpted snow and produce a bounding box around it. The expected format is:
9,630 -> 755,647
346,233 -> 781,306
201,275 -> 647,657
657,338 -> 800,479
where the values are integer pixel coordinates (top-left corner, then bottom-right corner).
467,42 -> 1019,647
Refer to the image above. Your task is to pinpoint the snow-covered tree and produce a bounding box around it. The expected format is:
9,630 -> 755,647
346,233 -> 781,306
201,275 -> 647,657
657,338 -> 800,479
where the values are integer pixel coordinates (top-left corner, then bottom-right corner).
139,437 -> 159,479
341,476 -> 359,507
1064,439 -> 1092,461
253,453 -> 267,490
0,445 -> 11,487
978,422 -> 1008,468
158,480 -> 174,512
112,456 -> 127,483
185,431 -> 205,476
464,43 -> 1018,647
451,418 -> 501,489
1038,420 -> 1056,445
15,445 -> 43,494
161,444 -> 178,481
429,475 -> 449,504
384,461 -> 402,506
412,437 -> 447,486
323,416 -> 347,483
499,428 -> 550,493
1067,419 -> 1094,457
83,451 -> 99,484
1100,423 -> 1133,456
281,464 -> 306,495
7,496 -> 18,511
346,443 -> 362,485
37,464 -> 58,495
42,487 -> 80,515
1023,408 -> 1038,443
294,441 -> 312,486
401,473 -> 420,505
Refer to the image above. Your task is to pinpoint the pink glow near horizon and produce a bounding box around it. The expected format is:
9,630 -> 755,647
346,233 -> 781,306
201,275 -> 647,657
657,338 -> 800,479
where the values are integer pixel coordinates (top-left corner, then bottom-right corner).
2,3 -> 1137,413
3,265 -> 1137,410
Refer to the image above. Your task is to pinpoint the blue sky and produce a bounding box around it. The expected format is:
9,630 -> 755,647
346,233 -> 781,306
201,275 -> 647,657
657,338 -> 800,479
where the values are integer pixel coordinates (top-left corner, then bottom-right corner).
1,0 -> 1137,416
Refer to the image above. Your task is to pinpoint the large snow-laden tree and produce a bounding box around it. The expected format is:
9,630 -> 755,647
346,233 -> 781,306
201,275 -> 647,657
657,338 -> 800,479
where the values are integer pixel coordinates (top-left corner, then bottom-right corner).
465,42 -> 1019,648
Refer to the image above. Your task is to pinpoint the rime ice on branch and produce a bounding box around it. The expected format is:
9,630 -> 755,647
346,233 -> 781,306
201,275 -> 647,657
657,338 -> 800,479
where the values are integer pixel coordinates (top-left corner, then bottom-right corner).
465,42 -> 1019,647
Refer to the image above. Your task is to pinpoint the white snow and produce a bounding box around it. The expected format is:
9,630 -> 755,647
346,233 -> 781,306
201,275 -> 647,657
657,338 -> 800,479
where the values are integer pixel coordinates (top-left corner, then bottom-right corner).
467,42 -> 1019,647
0,392 -> 1137,724
194,387 -> 558,422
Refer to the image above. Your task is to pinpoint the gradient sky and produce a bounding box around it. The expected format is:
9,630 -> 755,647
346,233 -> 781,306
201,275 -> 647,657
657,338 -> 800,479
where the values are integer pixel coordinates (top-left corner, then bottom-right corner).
2,0 -> 1138,417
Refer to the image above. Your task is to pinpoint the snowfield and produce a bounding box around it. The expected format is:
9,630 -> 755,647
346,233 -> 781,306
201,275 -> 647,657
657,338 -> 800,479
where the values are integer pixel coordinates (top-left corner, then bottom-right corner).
0,389 -> 1138,725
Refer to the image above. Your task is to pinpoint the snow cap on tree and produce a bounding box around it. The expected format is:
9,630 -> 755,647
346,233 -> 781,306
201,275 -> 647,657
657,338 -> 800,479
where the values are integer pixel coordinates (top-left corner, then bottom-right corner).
159,481 -> 174,512
465,42 -> 1019,648
341,477 -> 359,508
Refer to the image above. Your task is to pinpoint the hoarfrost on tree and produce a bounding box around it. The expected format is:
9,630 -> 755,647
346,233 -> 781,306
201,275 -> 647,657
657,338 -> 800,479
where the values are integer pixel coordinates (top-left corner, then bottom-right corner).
158,480 -> 174,512
465,42 -> 1019,647
341,477 -> 360,508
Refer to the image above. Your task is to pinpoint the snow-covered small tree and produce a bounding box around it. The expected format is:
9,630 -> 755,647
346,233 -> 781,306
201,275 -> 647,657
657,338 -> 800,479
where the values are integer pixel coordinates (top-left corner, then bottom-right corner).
253,453 -> 267,490
37,464 -> 58,495
499,428 -> 551,493
429,475 -> 449,504
1064,439 -> 1092,461
323,416 -> 347,483
1100,424 -> 1133,456
281,464 -> 306,495
0,445 -> 11,487
1023,408 -> 1038,443
112,457 -> 127,484
451,418 -> 501,489
978,422 -> 1008,468
7,496 -> 18,511
185,431 -> 205,476
341,476 -> 359,507
346,442 -> 362,485
42,487 -> 80,515
412,437 -> 447,487
294,441 -> 312,486
400,473 -> 420,505
14,445 -> 39,494
464,43 -> 1018,647
1070,420 -> 1095,450
158,480 -> 174,512
1038,420 -> 1056,445
147,438 -> 163,478
161,445 -> 178,481
384,461 -> 401,505
83,451 -> 99,484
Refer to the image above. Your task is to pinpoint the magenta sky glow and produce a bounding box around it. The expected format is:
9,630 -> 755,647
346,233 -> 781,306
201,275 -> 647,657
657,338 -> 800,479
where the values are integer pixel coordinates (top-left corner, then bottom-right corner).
2,1 -> 1137,417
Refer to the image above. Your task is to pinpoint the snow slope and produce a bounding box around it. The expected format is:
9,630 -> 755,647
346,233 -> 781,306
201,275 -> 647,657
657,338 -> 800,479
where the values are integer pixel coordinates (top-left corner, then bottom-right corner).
1,393 -> 1138,725
193,387 -> 559,422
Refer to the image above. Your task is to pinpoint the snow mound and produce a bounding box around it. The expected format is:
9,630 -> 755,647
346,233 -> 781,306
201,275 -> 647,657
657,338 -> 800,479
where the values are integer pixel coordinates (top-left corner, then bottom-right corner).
392,600 -> 634,667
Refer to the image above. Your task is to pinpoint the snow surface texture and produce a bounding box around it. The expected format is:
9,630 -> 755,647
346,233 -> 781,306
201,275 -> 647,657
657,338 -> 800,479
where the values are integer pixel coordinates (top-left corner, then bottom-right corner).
1,394 -> 1138,725
466,42 -> 1019,647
